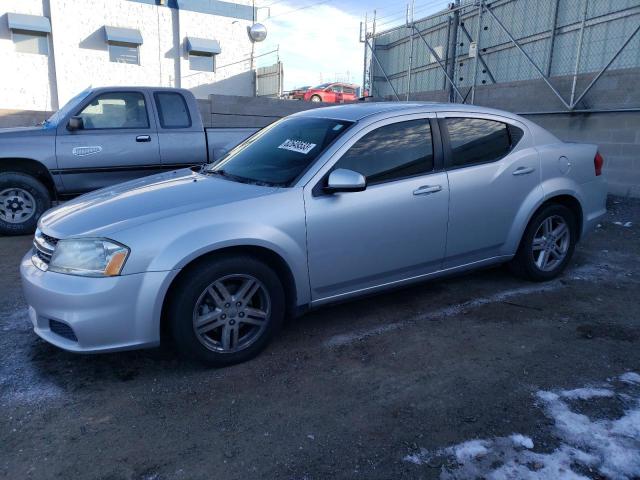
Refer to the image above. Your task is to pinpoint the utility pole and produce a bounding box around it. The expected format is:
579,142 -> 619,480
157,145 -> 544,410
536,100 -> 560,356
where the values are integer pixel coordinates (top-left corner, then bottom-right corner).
446,0 -> 460,103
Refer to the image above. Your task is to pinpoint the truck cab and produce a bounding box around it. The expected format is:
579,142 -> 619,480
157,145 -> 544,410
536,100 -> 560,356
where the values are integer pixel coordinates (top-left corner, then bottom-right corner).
0,86 -> 206,235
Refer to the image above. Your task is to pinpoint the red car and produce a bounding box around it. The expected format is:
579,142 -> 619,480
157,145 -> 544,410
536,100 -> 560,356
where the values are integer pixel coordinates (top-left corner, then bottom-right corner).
303,82 -> 360,103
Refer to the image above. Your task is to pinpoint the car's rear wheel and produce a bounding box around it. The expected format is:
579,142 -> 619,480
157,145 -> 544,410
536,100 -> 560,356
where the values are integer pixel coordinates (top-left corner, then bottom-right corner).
167,255 -> 285,366
0,172 -> 51,236
310,95 -> 322,102
509,203 -> 577,281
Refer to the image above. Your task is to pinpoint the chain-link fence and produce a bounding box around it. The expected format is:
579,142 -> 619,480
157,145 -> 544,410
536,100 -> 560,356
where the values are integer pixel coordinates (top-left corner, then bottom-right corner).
362,0 -> 640,112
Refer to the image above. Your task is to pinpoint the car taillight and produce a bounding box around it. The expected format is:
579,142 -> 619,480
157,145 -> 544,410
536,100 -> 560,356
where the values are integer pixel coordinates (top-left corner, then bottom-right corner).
594,151 -> 604,176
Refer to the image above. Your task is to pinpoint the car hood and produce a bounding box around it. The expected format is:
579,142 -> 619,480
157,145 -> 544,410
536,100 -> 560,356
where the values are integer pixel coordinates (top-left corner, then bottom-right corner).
0,125 -> 53,137
39,168 -> 279,238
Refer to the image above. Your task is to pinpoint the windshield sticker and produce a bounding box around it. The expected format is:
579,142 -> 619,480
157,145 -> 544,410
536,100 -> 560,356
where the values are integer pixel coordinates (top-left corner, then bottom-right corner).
278,139 -> 317,155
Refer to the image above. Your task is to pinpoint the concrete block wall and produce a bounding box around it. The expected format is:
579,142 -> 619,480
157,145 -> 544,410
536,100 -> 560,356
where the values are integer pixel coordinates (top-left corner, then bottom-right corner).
0,108 -> 52,128
526,112 -> 640,197
201,94 -> 334,128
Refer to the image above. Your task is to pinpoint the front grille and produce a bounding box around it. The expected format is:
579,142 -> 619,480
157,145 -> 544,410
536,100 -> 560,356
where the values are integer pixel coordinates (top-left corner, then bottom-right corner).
49,319 -> 78,342
32,229 -> 58,268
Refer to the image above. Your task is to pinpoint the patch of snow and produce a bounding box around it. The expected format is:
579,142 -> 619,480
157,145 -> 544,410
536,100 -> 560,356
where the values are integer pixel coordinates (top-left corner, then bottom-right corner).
620,372 -> 640,385
510,434 -> 534,449
404,373 -> 640,480
452,440 -> 489,462
613,221 -> 633,228
558,387 -> 614,400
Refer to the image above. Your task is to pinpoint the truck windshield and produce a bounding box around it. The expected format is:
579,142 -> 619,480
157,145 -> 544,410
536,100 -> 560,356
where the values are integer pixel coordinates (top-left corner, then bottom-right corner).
45,88 -> 92,126
205,117 -> 353,187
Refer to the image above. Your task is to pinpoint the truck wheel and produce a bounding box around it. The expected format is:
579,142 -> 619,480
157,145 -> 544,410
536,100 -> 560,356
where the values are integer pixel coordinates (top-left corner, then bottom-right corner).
509,204 -> 577,282
0,172 -> 51,236
167,255 -> 285,367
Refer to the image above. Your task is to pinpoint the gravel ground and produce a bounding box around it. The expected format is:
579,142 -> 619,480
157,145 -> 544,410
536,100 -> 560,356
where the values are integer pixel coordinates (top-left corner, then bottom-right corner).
0,196 -> 639,480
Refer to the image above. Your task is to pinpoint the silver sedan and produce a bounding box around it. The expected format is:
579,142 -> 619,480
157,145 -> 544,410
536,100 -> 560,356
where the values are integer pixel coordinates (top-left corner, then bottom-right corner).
21,103 -> 607,366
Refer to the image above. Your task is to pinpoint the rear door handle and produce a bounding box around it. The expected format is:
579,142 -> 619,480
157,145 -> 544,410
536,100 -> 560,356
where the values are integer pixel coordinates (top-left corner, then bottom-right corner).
413,185 -> 442,196
136,135 -> 151,143
512,166 -> 535,176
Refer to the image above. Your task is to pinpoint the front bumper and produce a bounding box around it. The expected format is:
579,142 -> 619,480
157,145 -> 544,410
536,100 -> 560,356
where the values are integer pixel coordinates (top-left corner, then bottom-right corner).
20,252 -> 173,353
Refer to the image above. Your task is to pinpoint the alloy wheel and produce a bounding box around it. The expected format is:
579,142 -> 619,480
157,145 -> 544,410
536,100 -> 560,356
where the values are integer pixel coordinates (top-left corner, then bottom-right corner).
531,214 -> 570,272
192,274 -> 271,353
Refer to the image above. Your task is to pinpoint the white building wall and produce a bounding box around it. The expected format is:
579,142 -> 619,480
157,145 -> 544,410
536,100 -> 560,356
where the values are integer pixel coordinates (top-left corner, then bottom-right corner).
0,0 -> 256,111
178,7 -> 254,97
0,0 -> 54,111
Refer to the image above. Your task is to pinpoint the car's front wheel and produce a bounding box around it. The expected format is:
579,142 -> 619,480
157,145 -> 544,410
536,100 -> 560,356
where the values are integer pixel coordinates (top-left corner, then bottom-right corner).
310,95 -> 322,102
167,255 -> 285,366
510,203 -> 577,281
0,172 -> 51,236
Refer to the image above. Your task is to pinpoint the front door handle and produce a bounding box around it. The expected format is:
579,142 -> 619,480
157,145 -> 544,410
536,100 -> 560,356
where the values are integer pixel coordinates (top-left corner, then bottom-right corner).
413,185 -> 442,196
512,166 -> 535,176
136,135 -> 151,143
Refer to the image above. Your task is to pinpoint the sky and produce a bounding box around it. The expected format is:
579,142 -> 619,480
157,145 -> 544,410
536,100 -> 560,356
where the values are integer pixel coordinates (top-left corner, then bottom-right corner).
254,0 -> 451,91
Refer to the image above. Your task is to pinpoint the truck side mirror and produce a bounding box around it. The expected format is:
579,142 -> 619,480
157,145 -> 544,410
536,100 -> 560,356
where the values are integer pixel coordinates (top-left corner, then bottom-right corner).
67,116 -> 84,131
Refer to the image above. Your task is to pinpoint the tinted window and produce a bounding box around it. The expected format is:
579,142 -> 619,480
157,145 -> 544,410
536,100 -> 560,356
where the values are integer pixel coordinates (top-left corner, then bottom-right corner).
335,119 -> 433,185
207,117 -> 352,186
108,42 -> 139,64
446,118 -> 516,167
77,92 -> 148,129
508,124 -> 524,146
155,92 -> 191,128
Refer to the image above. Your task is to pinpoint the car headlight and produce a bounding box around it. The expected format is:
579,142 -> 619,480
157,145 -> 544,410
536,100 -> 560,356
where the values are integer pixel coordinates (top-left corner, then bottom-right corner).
48,238 -> 129,277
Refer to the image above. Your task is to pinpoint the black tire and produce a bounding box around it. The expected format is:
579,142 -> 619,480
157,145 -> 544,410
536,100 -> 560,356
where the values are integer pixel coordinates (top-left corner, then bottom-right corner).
310,95 -> 322,103
0,172 -> 51,236
509,203 -> 577,282
167,255 -> 286,367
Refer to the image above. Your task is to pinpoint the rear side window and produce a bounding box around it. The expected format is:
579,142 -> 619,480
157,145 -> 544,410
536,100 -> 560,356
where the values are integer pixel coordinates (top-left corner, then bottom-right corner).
445,118 -> 522,168
155,92 -> 191,128
335,119 -> 433,185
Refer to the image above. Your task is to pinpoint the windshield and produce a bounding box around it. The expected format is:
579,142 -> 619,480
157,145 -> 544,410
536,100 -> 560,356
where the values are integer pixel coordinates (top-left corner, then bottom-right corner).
205,116 -> 353,186
45,88 -> 92,126
312,83 -> 331,90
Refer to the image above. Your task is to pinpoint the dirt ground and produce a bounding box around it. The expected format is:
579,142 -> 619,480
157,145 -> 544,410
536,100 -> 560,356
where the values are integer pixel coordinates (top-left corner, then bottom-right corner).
1,196 -> 639,480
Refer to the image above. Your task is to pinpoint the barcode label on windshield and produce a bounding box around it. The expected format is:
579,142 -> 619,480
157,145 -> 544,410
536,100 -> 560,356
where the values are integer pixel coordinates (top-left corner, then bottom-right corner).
278,139 -> 317,155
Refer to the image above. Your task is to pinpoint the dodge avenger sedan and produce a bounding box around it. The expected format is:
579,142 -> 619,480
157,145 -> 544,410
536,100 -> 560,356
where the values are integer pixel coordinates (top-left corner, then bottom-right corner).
21,103 -> 607,366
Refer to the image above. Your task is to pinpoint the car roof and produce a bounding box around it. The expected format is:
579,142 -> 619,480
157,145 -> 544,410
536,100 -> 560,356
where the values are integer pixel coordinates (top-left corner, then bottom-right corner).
292,101 -> 526,122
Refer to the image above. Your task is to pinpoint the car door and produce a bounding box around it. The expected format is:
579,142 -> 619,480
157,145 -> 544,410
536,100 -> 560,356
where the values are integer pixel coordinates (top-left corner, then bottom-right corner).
55,90 -> 160,193
332,85 -> 344,103
343,86 -> 357,102
437,113 -> 542,267
152,91 -> 207,169
304,115 -> 449,304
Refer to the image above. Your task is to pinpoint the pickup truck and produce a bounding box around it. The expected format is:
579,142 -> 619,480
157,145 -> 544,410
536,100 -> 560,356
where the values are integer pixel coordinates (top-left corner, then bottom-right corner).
0,86 -> 256,235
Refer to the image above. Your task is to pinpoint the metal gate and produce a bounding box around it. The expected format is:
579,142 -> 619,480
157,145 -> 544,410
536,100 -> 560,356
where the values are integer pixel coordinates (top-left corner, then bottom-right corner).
256,61 -> 284,98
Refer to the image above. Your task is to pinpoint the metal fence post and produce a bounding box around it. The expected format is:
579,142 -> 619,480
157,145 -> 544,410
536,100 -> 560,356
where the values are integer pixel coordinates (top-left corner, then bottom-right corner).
470,0 -> 483,104
447,0 -> 460,102
570,0 -> 589,106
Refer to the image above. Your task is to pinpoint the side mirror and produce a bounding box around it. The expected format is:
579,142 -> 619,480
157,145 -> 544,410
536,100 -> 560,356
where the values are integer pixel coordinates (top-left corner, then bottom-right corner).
325,168 -> 366,193
67,116 -> 84,131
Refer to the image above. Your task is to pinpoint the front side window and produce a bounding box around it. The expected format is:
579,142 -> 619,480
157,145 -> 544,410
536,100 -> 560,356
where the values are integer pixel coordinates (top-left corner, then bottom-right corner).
77,92 -> 149,129
155,92 -> 191,128
445,118 -> 519,168
334,119 -> 434,185
330,85 -> 343,93
206,117 -> 353,186
189,53 -> 214,72
13,30 -> 48,55
108,42 -> 140,64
